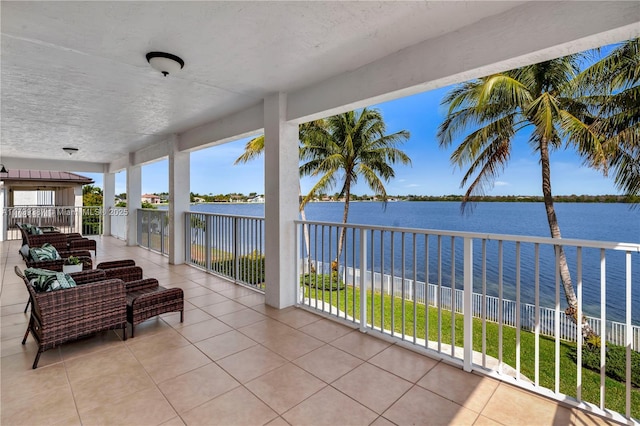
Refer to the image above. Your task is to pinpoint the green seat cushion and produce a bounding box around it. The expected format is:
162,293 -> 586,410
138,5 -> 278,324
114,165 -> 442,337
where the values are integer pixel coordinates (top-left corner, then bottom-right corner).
29,243 -> 61,261
24,268 -> 77,292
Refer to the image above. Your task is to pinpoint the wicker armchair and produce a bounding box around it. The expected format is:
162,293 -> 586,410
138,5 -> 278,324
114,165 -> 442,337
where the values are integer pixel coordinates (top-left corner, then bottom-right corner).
15,266 -> 127,369
18,224 -> 95,254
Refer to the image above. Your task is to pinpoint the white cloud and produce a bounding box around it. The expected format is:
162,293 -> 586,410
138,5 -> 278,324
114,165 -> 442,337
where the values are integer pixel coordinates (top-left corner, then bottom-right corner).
495,181 -> 509,186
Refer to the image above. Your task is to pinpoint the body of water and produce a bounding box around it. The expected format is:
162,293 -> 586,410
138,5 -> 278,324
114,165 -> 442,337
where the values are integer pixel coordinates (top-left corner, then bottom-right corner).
187,201 -> 639,323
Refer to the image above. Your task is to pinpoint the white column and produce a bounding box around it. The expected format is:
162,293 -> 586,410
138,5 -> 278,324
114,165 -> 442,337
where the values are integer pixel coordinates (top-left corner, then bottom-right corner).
126,163 -> 142,246
168,135 -> 190,264
103,172 -> 116,237
0,184 -> 7,241
263,93 -> 299,309
73,186 -> 83,234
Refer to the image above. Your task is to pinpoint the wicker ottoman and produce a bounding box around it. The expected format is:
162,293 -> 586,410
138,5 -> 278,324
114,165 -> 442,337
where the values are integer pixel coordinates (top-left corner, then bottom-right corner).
125,279 -> 184,337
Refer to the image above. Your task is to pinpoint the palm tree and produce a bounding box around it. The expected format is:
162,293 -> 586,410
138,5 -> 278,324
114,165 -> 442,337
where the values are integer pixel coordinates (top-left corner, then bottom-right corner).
234,121 -> 324,259
300,108 -> 411,261
437,55 -> 605,337
576,38 -> 640,198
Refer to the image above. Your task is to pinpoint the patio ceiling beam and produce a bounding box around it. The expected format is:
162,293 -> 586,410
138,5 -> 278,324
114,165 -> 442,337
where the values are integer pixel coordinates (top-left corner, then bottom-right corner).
287,1 -> 640,123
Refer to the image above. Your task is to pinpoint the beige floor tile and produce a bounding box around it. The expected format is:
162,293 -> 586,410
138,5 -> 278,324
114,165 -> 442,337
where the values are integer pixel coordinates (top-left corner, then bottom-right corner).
245,363 -> 326,414
369,345 -> 438,383
271,308 -> 321,329
65,345 -> 138,383
159,362 -> 240,413
473,415 -> 504,426
177,317 -> 233,342
217,286 -> 258,299
140,344 -> 212,384
261,328 -> 325,361
250,304 -> 297,319
383,385 -> 478,426
200,299 -> 248,316
570,409 -> 621,425
72,366 -> 156,413
417,362 -> 498,413
298,318 -> 355,342
237,318 -> 297,343
293,344 -> 363,383
127,316 -> 175,337
235,292 -> 266,307
58,330 -> 125,361
1,362 -> 68,403
80,386 -> 177,426
216,345 -> 288,383
1,381 -> 77,425
163,307 -> 213,328
481,383 -> 573,425
1,303 -> 26,316
1,343 -> 62,374
182,286 -> 214,299
187,292 -> 230,308
332,362 -> 412,414
195,330 -> 258,361
181,386 -> 278,426
264,417 -> 290,426
330,330 -> 391,360
369,416 -> 396,426
126,327 -> 192,360
51,413 -> 83,426
160,417 -> 187,426
217,308 -> 268,328
282,386 -> 378,426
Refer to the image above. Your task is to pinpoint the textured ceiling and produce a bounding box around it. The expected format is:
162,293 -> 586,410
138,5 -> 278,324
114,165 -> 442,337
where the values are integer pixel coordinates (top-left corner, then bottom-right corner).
1,1 -> 524,165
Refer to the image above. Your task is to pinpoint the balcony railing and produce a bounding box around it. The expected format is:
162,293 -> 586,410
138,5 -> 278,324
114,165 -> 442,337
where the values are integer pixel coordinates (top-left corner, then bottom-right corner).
137,208 -> 169,255
295,220 -> 639,423
185,212 -> 265,290
2,206 -> 103,239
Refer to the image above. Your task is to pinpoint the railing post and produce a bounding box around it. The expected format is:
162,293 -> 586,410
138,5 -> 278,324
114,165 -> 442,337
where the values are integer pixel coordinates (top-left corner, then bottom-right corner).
205,215 -> 212,271
359,229 -> 368,332
295,222 -> 301,304
463,237 -> 473,372
234,216 -> 240,284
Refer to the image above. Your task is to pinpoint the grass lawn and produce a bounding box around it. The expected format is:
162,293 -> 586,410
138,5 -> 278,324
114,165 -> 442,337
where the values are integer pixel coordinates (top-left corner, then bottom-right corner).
305,284 -> 639,419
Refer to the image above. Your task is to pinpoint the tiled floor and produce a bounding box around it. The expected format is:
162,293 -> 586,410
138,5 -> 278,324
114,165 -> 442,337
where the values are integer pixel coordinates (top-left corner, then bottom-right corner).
0,237 -> 617,425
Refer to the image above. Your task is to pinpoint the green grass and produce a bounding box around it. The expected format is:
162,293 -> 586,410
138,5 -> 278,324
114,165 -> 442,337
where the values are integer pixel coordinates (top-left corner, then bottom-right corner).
304,284 -> 639,419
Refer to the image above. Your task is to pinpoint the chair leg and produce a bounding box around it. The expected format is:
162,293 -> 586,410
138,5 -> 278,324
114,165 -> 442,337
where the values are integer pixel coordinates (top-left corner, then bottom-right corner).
180,310 -> 184,323
131,323 -> 135,338
22,316 -> 33,344
122,324 -> 127,341
24,299 -> 30,313
32,350 -> 42,369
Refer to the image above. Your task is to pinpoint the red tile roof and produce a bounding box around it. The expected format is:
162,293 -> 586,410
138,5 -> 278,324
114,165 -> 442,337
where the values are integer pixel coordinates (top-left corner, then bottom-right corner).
0,169 -> 94,184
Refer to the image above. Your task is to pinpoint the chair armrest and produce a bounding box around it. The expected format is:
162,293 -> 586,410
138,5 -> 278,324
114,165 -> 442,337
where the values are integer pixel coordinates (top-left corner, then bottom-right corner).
25,259 -> 64,271
69,269 -> 107,284
58,249 -> 92,258
125,278 -> 159,293
97,259 -> 136,269
102,266 -> 143,282
35,279 -> 126,323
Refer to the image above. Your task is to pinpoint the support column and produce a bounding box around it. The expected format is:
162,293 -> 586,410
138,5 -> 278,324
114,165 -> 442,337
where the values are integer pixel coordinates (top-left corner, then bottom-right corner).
168,135 -> 190,264
126,163 -> 142,246
0,184 -> 7,241
73,186 -> 83,234
263,93 -> 299,309
103,172 -> 116,237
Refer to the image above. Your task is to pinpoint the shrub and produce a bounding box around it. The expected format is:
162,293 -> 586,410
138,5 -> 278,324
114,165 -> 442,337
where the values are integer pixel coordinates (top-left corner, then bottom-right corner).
571,343 -> 640,388
212,255 -> 264,285
300,273 -> 345,291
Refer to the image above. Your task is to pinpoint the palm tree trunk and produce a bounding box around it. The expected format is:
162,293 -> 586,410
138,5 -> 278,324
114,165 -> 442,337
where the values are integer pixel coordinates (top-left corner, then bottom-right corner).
540,139 -> 595,339
333,182 -> 351,271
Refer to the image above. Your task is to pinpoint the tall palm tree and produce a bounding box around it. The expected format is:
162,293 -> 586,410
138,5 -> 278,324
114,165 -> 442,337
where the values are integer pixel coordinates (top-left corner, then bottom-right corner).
234,121 -> 325,259
575,39 -> 640,198
438,55 -> 605,337
300,108 -> 411,260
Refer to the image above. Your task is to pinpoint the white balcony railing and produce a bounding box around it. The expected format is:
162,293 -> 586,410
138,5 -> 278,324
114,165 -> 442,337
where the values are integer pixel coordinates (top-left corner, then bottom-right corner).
295,220 -> 639,424
137,208 -> 169,255
2,206 -> 104,239
185,212 -> 265,290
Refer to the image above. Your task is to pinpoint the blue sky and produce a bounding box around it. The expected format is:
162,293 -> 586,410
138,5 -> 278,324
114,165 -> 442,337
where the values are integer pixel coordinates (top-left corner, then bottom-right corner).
83,80 -> 621,197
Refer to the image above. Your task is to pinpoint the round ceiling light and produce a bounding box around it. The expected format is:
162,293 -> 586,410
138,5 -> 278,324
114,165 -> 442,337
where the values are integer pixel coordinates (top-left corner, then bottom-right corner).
146,51 -> 185,77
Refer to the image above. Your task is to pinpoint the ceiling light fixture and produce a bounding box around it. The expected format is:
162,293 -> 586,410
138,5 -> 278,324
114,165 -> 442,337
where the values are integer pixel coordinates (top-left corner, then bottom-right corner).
63,147 -> 79,155
0,164 -> 7,173
146,51 -> 185,77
